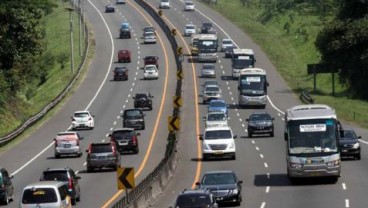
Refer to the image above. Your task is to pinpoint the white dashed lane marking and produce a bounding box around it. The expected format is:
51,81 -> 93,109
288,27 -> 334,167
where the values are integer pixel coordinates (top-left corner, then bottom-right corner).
342,183 -> 347,190
260,202 -> 266,208
265,186 -> 270,193
264,163 -> 268,168
345,199 -> 349,207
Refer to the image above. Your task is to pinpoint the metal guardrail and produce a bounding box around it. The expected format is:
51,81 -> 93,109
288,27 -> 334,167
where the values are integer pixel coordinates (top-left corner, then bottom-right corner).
300,90 -> 314,104
0,6 -> 89,146
111,0 -> 183,207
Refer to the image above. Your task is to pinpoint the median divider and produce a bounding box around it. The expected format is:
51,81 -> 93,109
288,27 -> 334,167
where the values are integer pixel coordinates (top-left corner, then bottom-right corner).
111,0 -> 184,207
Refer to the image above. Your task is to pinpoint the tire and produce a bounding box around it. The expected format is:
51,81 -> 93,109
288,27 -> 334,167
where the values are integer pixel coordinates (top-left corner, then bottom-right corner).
248,132 -> 252,138
232,153 -> 236,160
76,194 -> 80,202
2,195 -> 9,205
71,197 -> 77,205
78,152 -> 82,157
356,153 -> 361,160
149,105 -> 153,110
55,154 -> 60,159
87,166 -> 93,173
134,147 -> 139,154
202,154 -> 208,161
270,131 -> 274,137
141,124 -> 145,130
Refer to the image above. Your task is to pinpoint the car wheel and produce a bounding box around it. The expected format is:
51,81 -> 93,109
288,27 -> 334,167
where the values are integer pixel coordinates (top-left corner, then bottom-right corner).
202,154 -> 208,161
76,193 -> 80,202
71,197 -> 77,205
141,124 -> 145,130
2,195 -> 9,205
248,132 -> 252,138
87,166 -> 93,173
356,153 -> 361,160
149,105 -> 153,110
270,131 -> 274,137
55,154 -> 60,159
134,147 -> 139,154
78,152 -> 82,157
232,154 -> 236,160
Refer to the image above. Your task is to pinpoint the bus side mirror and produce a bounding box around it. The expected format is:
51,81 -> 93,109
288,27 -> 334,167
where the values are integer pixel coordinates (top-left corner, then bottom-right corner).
284,132 -> 288,141
267,82 -> 269,87
237,86 -> 240,90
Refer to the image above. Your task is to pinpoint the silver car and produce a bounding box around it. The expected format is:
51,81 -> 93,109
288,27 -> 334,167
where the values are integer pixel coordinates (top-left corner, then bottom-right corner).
201,63 -> 216,78
204,111 -> 228,128
54,132 -> 83,158
202,85 -> 222,104
184,24 -> 196,36
143,31 -> 156,44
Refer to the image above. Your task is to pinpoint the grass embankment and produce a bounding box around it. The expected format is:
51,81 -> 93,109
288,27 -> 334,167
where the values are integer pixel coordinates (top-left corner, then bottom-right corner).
206,0 -> 368,127
0,1 -> 87,137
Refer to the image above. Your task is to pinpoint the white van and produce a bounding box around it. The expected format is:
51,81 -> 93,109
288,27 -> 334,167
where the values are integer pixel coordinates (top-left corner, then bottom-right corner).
20,181 -> 72,208
159,0 -> 170,9
199,126 -> 237,160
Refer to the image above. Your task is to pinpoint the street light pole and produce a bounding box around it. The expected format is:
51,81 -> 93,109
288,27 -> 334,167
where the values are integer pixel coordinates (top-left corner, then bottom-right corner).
66,8 -> 75,74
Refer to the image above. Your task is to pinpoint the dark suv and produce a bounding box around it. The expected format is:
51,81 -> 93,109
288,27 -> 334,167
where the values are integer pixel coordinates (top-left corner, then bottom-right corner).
0,167 -> 14,205
85,142 -> 121,172
113,67 -> 129,81
170,189 -> 218,208
122,109 -> 145,130
339,129 -> 361,160
133,93 -> 153,110
39,167 -> 81,205
196,170 -> 243,206
109,128 -> 140,154
246,112 -> 274,137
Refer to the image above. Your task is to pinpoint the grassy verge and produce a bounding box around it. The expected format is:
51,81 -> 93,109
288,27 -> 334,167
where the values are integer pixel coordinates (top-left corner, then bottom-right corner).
206,0 -> 368,127
0,1 -> 87,136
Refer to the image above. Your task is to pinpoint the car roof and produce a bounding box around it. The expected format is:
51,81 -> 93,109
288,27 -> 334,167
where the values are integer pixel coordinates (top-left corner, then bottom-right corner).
205,126 -> 231,131
74,110 -> 90,114
43,167 -> 71,172
186,23 -> 195,27
209,99 -> 225,103
113,127 -> 135,132
181,189 -> 209,194
222,38 -> 232,41
23,181 -> 66,189
250,111 -> 270,116
124,108 -> 143,112
203,170 -> 235,175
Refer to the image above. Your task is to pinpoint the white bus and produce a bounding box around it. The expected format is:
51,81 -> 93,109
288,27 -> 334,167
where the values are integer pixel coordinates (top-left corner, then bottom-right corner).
284,104 -> 341,183
231,48 -> 255,79
238,68 -> 268,108
197,34 -> 218,62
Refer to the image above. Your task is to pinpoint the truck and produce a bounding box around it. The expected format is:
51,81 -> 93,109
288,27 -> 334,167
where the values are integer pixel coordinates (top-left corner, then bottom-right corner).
238,68 -> 268,108
284,104 -> 341,184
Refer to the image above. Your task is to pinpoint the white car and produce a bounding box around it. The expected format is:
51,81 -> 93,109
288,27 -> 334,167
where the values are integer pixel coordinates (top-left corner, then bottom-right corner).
143,31 -> 156,44
199,126 -> 237,160
159,0 -> 170,9
143,65 -> 159,80
71,110 -> 95,130
221,38 -> 234,52
184,1 -> 195,11
116,0 -> 126,4
204,111 -> 228,128
202,85 -> 222,104
184,24 -> 196,36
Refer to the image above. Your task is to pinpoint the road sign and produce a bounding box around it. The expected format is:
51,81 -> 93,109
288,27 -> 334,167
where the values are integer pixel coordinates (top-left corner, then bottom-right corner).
307,64 -> 338,74
177,47 -> 183,55
173,96 -> 183,108
177,70 -> 183,80
117,167 -> 135,190
168,116 -> 180,132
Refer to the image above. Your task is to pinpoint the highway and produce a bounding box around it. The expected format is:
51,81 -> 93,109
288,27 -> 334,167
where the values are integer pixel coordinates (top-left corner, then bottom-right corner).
0,0 -> 178,207
2,0 -> 368,208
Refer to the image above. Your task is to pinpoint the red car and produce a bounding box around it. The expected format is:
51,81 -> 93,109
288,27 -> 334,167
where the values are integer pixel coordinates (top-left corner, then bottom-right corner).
143,56 -> 159,69
118,50 -> 131,63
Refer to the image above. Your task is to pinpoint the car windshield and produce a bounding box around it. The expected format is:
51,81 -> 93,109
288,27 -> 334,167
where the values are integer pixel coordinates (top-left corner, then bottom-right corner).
125,110 -> 142,118
112,131 -> 133,140
74,112 -> 89,118
250,113 -> 271,121
202,64 -> 215,70
186,25 -> 195,30
135,94 -> 148,99
341,130 -> 357,140
41,171 -> 68,181
209,102 -> 226,108
145,66 -> 156,71
288,119 -> 338,154
223,40 -> 232,45
208,113 -> 226,121
205,130 -> 232,140
90,144 -> 112,153
205,86 -> 220,92
202,172 -> 236,185
176,194 -> 211,208
144,32 -> 154,37
22,188 -> 57,204
115,67 -> 127,73
185,2 -> 194,5
203,81 -> 218,87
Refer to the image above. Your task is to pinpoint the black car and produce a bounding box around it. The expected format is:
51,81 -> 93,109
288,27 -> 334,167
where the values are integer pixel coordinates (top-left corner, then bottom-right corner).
39,167 -> 81,205
133,93 -> 153,110
246,112 -> 274,137
113,67 -> 129,81
109,128 -> 140,154
85,142 -> 121,172
122,108 -> 145,130
339,129 -> 361,160
105,5 -> 116,13
201,22 -> 216,34
224,45 -> 237,58
196,170 -> 243,206
0,167 -> 14,205
170,189 -> 218,208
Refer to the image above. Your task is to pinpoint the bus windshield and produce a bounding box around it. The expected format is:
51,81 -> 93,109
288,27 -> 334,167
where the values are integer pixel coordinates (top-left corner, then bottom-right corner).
239,75 -> 267,95
287,119 -> 338,154
198,40 -> 217,51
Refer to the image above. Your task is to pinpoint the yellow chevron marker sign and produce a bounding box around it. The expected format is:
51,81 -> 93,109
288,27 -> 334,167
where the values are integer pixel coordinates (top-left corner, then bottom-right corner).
117,167 -> 135,190
173,96 -> 183,108
177,70 -> 183,80
168,116 -> 180,132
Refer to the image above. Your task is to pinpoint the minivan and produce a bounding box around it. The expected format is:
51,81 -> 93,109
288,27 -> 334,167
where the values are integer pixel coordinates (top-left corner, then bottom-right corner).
20,181 -> 72,208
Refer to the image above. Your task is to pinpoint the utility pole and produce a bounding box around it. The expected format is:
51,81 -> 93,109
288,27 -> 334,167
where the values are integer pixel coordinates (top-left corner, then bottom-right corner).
66,8 -> 75,74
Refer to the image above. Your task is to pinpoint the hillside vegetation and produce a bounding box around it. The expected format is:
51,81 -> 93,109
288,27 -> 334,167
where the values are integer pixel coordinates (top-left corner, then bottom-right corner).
205,0 -> 368,126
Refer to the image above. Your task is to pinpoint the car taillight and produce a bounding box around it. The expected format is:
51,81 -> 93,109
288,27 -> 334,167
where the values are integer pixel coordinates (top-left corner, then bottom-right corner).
76,139 -> 80,146
68,178 -> 73,192
111,144 -> 116,155
132,136 -> 137,145
54,139 -> 58,147
87,144 -> 92,154
72,118 -> 76,121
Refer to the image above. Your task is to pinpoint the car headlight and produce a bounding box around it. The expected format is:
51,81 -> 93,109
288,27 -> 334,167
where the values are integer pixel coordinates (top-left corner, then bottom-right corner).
326,159 -> 340,167
229,141 -> 235,149
248,123 -> 256,127
353,143 -> 360,149
289,162 -> 303,169
203,143 -> 209,150
231,188 -> 239,195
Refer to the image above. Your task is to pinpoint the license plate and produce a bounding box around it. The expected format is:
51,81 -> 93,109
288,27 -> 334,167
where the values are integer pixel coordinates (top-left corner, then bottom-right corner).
342,150 -> 348,152
214,151 -> 223,155
119,142 -> 128,146
98,156 -> 106,159
63,144 -> 71,148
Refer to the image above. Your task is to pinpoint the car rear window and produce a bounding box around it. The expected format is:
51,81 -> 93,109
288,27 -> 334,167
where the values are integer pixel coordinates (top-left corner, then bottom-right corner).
125,110 -> 142,118
91,144 -> 113,153
205,130 -> 232,140
176,194 -> 211,207
22,188 -> 57,204
74,112 -> 89,117
41,171 -> 68,181
250,114 -> 271,121
112,131 -> 132,140
202,173 -> 236,185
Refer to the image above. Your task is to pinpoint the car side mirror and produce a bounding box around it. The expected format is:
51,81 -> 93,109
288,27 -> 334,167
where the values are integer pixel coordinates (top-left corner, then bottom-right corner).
76,176 -> 81,180
195,182 -> 200,186
108,134 -> 112,137
199,136 -> 203,140
137,133 -> 141,136
246,119 -> 249,121
358,136 -> 362,139
233,135 -> 238,139
284,132 -> 288,141
271,118 -> 275,121
238,180 -> 243,184
85,149 -> 89,153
